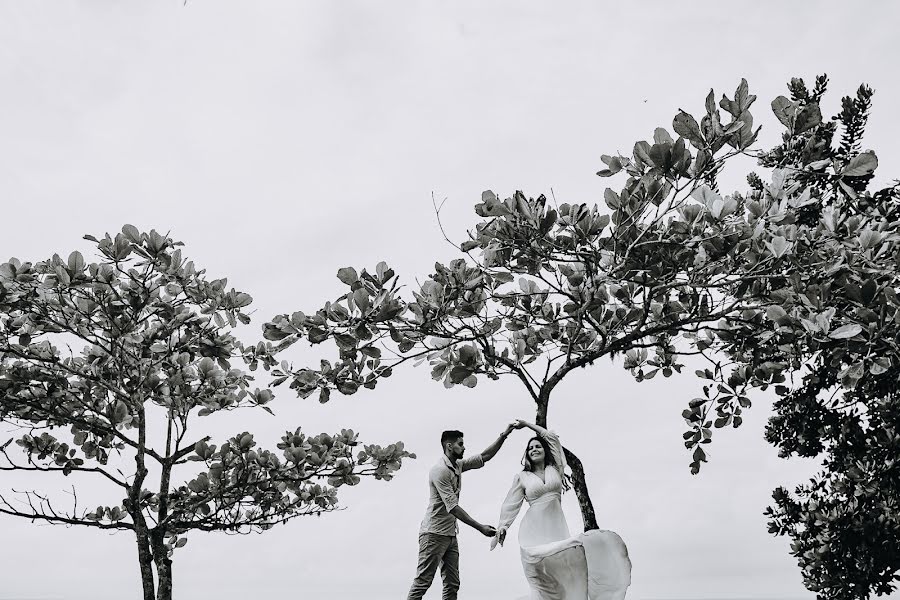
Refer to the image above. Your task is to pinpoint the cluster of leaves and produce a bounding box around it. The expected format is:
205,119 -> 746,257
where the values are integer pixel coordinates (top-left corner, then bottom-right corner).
731,77 -> 899,599
163,428 -> 412,534
600,75 -> 900,599
0,227 -> 413,598
263,86 -> 768,404
262,80 -> 812,477
765,366 -> 900,599
647,75 -> 900,599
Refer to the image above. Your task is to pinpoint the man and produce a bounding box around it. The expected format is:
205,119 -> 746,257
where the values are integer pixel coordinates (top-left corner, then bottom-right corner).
407,424 -> 517,600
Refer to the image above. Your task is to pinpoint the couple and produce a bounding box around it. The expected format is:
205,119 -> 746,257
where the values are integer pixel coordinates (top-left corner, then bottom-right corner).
407,419 -> 631,600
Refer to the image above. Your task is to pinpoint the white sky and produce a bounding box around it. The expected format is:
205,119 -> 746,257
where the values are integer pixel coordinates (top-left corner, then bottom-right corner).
1,2 -> 899,599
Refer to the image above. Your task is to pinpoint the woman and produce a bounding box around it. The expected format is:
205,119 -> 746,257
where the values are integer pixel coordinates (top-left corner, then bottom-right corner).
492,420 -> 631,600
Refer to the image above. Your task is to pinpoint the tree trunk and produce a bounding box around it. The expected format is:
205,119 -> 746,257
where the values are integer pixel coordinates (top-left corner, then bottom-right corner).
563,447 -> 599,531
131,512 -> 156,600
151,532 -> 173,600
534,394 -> 599,531
153,413 -> 175,600
128,440 -> 155,600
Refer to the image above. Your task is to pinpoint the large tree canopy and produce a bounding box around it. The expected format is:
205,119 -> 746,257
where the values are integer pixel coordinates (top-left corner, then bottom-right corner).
0,227 -> 413,600
261,76 -> 899,600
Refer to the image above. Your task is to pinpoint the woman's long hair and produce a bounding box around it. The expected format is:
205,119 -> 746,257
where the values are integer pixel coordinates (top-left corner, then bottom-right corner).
521,435 -> 571,491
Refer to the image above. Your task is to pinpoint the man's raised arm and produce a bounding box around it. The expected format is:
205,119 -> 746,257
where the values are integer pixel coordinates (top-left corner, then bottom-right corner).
478,421 -> 519,463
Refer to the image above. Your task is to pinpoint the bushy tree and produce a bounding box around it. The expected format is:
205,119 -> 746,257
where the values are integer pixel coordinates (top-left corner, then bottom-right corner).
261,77 -> 899,599
0,227 -> 413,600
743,77 -> 900,600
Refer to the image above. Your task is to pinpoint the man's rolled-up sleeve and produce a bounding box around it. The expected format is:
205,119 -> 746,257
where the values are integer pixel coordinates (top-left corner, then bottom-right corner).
431,466 -> 460,512
460,454 -> 484,472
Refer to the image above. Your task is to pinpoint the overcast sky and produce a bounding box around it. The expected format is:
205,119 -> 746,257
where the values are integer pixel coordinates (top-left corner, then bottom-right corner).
2,2 -> 899,599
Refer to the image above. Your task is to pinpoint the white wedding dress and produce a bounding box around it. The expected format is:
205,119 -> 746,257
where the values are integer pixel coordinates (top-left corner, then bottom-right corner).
493,431 -> 631,600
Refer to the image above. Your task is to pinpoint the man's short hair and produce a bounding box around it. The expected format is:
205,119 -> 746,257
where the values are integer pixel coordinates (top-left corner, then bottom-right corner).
441,430 -> 464,446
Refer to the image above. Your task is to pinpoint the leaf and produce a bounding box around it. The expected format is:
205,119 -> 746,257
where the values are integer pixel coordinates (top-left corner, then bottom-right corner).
113,401 -> 129,423
375,261 -> 392,283
861,278 -> 878,304
794,103 -> 821,134
842,151 -> 878,177
476,191 -> 512,217
720,78 -> 755,117
55,265 -> 71,286
766,236 -> 790,258
858,229 -> 883,250
771,96 -> 797,128
122,224 -> 141,243
692,150 -> 711,175
603,188 -> 620,209
67,251 -> 85,273
722,120 -> 745,135
870,357 -> 891,375
828,324 -> 863,339
596,155 -> 623,178
633,141 -> 653,167
653,128 -> 674,145
649,143 -> 672,170
690,185 -> 720,208
353,288 -> 370,312
838,179 -> 858,199
766,305 -> 788,323
150,341 -> 169,353
673,111 -> 705,148
337,267 -> 358,286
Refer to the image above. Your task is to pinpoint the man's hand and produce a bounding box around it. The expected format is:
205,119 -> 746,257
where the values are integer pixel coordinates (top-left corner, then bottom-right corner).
511,420 -> 527,430
478,524 -> 497,538
497,526 -> 507,546
481,424 -> 518,463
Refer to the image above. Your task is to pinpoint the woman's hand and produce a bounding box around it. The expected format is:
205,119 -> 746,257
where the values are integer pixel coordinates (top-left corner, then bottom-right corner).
511,419 -> 527,430
490,526 -> 507,551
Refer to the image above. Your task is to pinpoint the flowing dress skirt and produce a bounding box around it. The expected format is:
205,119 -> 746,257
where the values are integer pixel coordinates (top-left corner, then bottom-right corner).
517,496 -> 631,600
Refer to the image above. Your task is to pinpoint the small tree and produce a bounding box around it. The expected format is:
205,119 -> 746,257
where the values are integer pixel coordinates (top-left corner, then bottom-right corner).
261,76 -> 900,599
0,227 -> 413,600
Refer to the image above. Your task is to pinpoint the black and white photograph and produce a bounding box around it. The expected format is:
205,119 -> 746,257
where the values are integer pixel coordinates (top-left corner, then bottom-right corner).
2,3 -> 899,600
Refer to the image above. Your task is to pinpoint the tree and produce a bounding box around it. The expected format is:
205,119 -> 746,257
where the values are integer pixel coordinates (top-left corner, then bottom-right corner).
740,77 -> 900,600
260,79 -> 775,528
0,227 -> 413,600
261,77 -> 900,599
